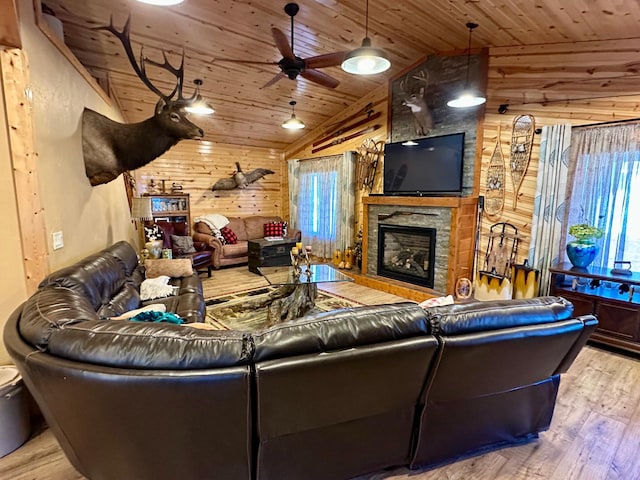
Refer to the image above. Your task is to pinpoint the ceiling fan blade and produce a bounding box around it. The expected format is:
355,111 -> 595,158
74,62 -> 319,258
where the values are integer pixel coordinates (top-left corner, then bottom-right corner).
305,51 -> 349,69
261,72 -> 286,89
300,69 -> 340,89
272,27 -> 295,60
213,58 -> 278,65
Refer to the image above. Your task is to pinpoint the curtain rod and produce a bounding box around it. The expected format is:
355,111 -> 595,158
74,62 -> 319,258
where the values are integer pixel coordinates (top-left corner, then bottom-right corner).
573,117 -> 640,130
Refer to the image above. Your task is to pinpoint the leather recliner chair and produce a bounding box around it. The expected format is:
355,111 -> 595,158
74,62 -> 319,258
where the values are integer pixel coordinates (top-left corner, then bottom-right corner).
155,220 -> 213,277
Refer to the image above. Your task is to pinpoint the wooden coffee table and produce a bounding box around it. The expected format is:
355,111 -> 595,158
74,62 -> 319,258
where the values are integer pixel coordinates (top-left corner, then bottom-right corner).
258,264 -> 353,324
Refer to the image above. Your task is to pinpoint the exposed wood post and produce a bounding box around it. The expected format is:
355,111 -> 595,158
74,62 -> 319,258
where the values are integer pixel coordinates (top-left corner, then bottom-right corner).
1,49 -> 49,293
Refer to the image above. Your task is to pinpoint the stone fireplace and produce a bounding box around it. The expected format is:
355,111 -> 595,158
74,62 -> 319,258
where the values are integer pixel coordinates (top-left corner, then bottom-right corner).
362,196 -> 478,295
377,224 -> 436,288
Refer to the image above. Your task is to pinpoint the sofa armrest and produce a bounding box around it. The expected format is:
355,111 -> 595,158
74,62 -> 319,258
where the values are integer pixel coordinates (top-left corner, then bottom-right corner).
193,240 -> 209,252
193,232 -> 223,266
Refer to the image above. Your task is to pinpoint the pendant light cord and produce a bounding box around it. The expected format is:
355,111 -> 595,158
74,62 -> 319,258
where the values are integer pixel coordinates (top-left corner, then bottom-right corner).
464,22 -> 478,87
365,0 -> 369,38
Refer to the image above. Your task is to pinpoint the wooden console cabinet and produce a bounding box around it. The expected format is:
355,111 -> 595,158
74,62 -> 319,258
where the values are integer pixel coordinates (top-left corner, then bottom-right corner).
549,262 -> 640,354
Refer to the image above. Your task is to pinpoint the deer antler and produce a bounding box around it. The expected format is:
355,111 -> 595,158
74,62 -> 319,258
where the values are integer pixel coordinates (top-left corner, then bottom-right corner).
412,69 -> 429,87
96,15 -> 195,103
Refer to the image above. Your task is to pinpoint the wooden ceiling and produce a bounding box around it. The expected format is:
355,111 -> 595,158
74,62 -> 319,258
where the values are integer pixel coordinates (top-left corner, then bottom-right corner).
40,0 -> 640,150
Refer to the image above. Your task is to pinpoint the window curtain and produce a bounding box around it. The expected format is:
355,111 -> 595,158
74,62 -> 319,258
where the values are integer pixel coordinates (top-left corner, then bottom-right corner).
287,152 -> 355,260
566,122 -> 640,268
528,124 -> 572,294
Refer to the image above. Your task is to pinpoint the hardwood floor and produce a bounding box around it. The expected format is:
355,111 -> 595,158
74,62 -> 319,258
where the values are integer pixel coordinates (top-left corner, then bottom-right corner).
2,267 -> 640,480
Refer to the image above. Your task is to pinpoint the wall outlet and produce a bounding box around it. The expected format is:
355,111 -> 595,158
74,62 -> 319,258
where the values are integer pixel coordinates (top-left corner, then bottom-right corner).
52,231 -> 64,250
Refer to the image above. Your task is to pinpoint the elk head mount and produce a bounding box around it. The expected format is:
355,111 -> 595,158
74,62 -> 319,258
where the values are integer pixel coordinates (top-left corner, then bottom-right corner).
82,16 -> 204,186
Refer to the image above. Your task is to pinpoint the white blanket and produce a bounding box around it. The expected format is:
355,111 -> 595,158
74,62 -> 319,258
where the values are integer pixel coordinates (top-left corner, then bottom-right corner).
194,214 -> 229,232
140,275 -> 175,301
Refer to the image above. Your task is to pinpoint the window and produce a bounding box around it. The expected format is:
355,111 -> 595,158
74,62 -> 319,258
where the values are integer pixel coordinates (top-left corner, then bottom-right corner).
288,153 -> 356,260
567,122 -> 640,268
298,169 -> 338,239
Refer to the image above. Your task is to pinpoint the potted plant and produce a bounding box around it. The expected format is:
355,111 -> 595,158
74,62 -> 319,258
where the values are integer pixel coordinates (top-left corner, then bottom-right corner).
566,223 -> 604,268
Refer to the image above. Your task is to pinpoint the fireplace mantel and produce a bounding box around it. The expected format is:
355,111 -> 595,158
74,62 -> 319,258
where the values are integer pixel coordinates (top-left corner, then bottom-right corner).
362,195 -> 478,295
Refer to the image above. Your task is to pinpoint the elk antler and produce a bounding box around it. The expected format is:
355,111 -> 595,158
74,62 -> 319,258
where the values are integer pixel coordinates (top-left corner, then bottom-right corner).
96,15 -> 196,103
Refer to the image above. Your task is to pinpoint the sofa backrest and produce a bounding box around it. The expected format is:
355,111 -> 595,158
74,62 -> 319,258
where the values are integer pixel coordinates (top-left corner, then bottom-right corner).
243,215 -> 283,240
251,302 -> 438,480
227,217 -> 248,240
420,296 -> 597,403
252,302 -> 431,362
39,241 -> 135,311
16,285 -> 251,369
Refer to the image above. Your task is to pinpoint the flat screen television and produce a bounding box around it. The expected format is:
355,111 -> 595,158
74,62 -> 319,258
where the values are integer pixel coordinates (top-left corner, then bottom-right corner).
383,132 -> 465,196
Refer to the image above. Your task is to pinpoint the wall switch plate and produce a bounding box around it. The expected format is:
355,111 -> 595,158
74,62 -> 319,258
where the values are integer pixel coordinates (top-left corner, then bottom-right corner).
52,231 -> 64,250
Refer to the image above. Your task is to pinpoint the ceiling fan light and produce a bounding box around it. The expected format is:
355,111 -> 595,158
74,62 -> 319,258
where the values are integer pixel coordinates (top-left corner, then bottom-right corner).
135,0 -> 184,5
282,113 -> 305,130
446,89 -> 487,108
341,38 -> 390,75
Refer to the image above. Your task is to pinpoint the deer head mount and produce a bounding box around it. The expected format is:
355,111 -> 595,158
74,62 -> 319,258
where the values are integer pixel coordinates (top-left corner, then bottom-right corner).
399,69 -> 434,137
82,16 -> 204,186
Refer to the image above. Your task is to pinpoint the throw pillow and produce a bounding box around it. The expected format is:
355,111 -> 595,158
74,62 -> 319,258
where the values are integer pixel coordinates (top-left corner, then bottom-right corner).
264,221 -> 284,237
220,226 -> 238,244
144,224 -> 164,242
140,276 -> 175,301
171,235 -> 196,255
145,258 -> 193,278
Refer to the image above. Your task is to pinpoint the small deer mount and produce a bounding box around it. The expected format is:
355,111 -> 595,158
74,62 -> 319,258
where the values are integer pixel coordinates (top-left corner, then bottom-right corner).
83,16 -> 204,186
399,69 -> 434,137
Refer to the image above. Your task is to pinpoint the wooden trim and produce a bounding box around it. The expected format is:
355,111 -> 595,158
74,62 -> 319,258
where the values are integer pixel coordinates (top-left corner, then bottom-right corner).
363,195 -> 477,208
32,0 -> 112,105
1,49 -> 49,293
0,0 -> 21,48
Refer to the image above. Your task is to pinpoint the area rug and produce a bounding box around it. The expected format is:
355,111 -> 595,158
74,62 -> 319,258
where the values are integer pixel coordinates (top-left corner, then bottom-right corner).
205,286 -> 362,331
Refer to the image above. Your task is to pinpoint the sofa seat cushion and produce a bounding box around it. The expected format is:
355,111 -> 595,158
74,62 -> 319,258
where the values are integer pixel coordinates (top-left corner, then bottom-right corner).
222,241 -> 249,258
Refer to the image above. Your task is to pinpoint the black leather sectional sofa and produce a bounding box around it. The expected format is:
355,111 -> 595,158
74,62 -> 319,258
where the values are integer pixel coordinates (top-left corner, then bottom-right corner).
3,242 -> 597,480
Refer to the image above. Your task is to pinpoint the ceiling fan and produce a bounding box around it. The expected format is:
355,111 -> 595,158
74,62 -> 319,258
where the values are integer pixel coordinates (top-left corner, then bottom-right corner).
215,3 -> 348,89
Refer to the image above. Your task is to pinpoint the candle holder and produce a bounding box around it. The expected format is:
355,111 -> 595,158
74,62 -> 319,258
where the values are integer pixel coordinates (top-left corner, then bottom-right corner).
291,247 -> 312,279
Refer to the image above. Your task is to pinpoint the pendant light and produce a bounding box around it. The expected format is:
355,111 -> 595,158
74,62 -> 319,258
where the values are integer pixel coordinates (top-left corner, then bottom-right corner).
341,0 -> 390,75
282,100 -> 305,129
447,22 -> 486,108
136,0 -> 184,5
184,79 -> 215,115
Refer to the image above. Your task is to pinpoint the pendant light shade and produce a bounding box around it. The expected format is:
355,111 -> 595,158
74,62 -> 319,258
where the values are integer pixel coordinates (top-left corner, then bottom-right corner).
282,100 -> 305,129
184,79 -> 215,115
341,0 -> 390,75
136,0 -> 184,5
447,22 -> 486,108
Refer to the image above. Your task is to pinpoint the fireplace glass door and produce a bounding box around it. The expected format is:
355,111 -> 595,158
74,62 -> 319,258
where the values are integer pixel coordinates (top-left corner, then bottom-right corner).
377,224 -> 436,288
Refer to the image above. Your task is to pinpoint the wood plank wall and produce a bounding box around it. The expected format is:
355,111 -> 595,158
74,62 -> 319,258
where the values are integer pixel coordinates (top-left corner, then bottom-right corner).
133,141 -> 285,224
479,38 -> 640,268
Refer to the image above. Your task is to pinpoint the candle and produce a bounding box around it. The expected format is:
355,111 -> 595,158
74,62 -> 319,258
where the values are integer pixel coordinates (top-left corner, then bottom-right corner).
291,247 -> 299,255
296,242 -> 303,250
